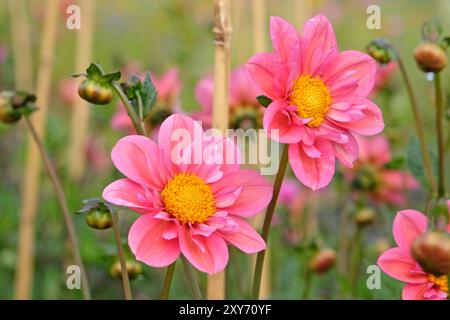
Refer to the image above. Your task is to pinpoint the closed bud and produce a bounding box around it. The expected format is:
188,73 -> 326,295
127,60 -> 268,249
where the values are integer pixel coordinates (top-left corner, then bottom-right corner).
354,208 -> 376,227
374,238 -> 391,256
0,95 -> 21,124
309,248 -> 336,274
411,231 -> 450,275
414,43 -> 447,73
367,39 -> 392,64
78,79 -> 114,105
85,209 -> 113,230
110,259 -> 143,280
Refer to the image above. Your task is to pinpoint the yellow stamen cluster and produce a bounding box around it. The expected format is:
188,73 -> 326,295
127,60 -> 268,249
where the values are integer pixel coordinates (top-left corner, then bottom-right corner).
428,274 -> 448,293
161,173 -> 216,224
290,74 -> 331,127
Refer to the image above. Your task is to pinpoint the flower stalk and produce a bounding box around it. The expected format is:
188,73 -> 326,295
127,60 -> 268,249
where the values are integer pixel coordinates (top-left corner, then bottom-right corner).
160,261 -> 176,300
111,82 -> 145,136
434,72 -> 446,198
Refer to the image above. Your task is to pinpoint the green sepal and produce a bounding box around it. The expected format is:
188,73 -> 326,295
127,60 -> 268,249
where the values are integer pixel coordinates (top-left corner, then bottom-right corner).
256,95 -> 273,108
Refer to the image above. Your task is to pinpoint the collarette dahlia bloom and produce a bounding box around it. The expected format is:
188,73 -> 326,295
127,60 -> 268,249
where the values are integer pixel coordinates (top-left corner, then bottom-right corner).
246,15 -> 384,190
377,209 -> 450,300
103,114 -> 272,274
111,68 -> 183,135
193,66 -> 263,130
345,135 -> 419,206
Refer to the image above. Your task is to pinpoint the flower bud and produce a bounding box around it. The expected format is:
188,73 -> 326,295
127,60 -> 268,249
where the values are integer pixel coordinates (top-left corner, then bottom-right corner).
309,248 -> 336,274
367,39 -> 392,64
78,79 -> 114,105
414,43 -> 447,73
85,209 -> 113,230
110,259 -> 143,280
374,238 -> 391,256
354,208 -> 376,227
0,95 -> 21,124
411,231 -> 450,275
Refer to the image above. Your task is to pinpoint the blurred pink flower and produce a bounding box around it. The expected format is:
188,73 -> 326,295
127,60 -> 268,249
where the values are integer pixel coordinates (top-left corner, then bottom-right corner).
246,15 -> 384,190
371,62 -> 397,96
111,68 -> 183,135
103,114 -> 273,274
58,78 -> 79,105
378,210 -> 449,300
345,135 -> 419,206
193,66 -> 263,129
85,137 -> 110,173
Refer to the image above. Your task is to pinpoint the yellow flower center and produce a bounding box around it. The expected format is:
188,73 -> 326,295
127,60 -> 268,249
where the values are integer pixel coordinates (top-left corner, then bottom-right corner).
161,173 -> 216,224
428,274 -> 449,293
290,74 -> 331,127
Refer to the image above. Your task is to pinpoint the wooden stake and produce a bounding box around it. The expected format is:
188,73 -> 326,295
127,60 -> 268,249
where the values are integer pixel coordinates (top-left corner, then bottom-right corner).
207,0 -> 231,300
14,0 -> 59,300
67,0 -> 95,181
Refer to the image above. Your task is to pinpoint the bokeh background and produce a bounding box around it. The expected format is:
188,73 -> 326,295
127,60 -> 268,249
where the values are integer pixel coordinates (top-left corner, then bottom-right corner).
0,0 -> 449,299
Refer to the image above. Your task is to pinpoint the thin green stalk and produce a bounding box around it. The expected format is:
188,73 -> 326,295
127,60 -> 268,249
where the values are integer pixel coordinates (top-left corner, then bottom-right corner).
160,262 -> 176,300
396,55 -> 437,195
181,257 -> 201,299
111,211 -> 132,300
252,145 -> 289,299
434,72 -> 445,198
136,91 -> 148,136
24,116 -> 91,300
302,267 -> 312,300
349,227 -> 363,297
111,82 -> 145,136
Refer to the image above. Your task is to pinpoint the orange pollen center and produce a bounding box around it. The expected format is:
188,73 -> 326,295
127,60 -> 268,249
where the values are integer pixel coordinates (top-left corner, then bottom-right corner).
428,274 -> 448,293
290,74 -> 331,127
161,173 -> 216,224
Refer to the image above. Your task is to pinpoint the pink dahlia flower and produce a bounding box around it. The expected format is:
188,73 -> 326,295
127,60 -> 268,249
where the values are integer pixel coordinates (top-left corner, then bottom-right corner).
345,135 -> 419,206
103,114 -> 272,274
246,15 -> 384,190
371,61 -> 397,96
378,209 -> 449,300
111,68 -> 183,135
193,66 -> 263,129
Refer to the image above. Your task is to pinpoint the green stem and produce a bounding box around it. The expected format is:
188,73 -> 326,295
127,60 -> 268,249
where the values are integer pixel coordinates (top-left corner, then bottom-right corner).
350,227 -> 363,297
136,91 -> 148,136
302,267 -> 312,300
111,211 -> 132,300
111,82 -> 145,136
24,116 -> 91,300
251,145 -> 289,299
434,72 -> 446,198
396,55 -> 437,195
181,257 -> 201,299
160,262 -> 176,300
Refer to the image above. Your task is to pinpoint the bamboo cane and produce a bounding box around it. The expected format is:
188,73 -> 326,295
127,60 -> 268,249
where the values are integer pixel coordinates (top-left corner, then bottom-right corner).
14,0 -> 59,300
207,0 -> 231,300
67,0 -> 95,181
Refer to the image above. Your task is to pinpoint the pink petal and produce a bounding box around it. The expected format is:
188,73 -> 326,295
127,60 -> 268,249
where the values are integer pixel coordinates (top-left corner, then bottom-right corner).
324,50 -> 376,97
289,140 -> 336,190
402,283 -> 433,300
270,16 -> 300,62
179,227 -> 229,274
356,134 -> 392,165
102,178 -> 162,214
300,14 -> 338,75
393,210 -> 428,250
111,135 -> 167,190
219,216 -> 266,253
128,214 -> 180,267
156,68 -> 182,101
246,52 -> 289,99
377,247 -> 427,284
211,169 -> 273,217
195,76 -> 213,113
333,132 -> 359,168
263,100 -> 305,143
229,66 -> 262,107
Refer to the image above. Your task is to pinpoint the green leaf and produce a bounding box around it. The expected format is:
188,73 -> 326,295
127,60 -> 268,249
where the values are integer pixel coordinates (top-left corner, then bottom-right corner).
406,134 -> 438,190
86,63 -> 105,81
101,71 -> 121,83
384,156 -> 405,169
141,71 -> 158,117
256,95 -> 273,108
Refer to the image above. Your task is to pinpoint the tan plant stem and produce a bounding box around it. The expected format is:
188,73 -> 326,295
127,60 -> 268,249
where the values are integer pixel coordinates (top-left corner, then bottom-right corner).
111,211 -> 132,300
24,117 -> 91,299
111,82 -> 145,136
14,0 -> 58,300
252,145 -> 289,299
396,56 -> 437,194
207,0 -> 232,300
434,72 -> 446,198
160,262 -> 176,300
182,257 -> 202,300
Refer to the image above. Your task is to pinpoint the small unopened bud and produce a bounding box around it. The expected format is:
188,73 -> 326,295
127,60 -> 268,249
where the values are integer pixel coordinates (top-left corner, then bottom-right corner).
367,39 -> 392,64
309,248 -> 336,274
354,208 -> 376,227
110,259 -> 143,280
0,95 -> 21,124
76,198 -> 115,230
374,238 -> 391,256
414,43 -> 447,73
411,231 -> 450,275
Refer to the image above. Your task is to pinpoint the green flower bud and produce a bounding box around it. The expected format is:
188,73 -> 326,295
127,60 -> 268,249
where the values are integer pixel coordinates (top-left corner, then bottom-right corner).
110,259 -> 143,280
367,39 -> 392,64
78,79 -> 114,105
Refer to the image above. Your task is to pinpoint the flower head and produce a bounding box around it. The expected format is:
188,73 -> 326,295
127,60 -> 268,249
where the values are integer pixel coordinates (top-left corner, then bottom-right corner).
193,66 -> 263,129
103,114 -> 273,274
377,208 -> 450,300
246,15 -> 384,190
